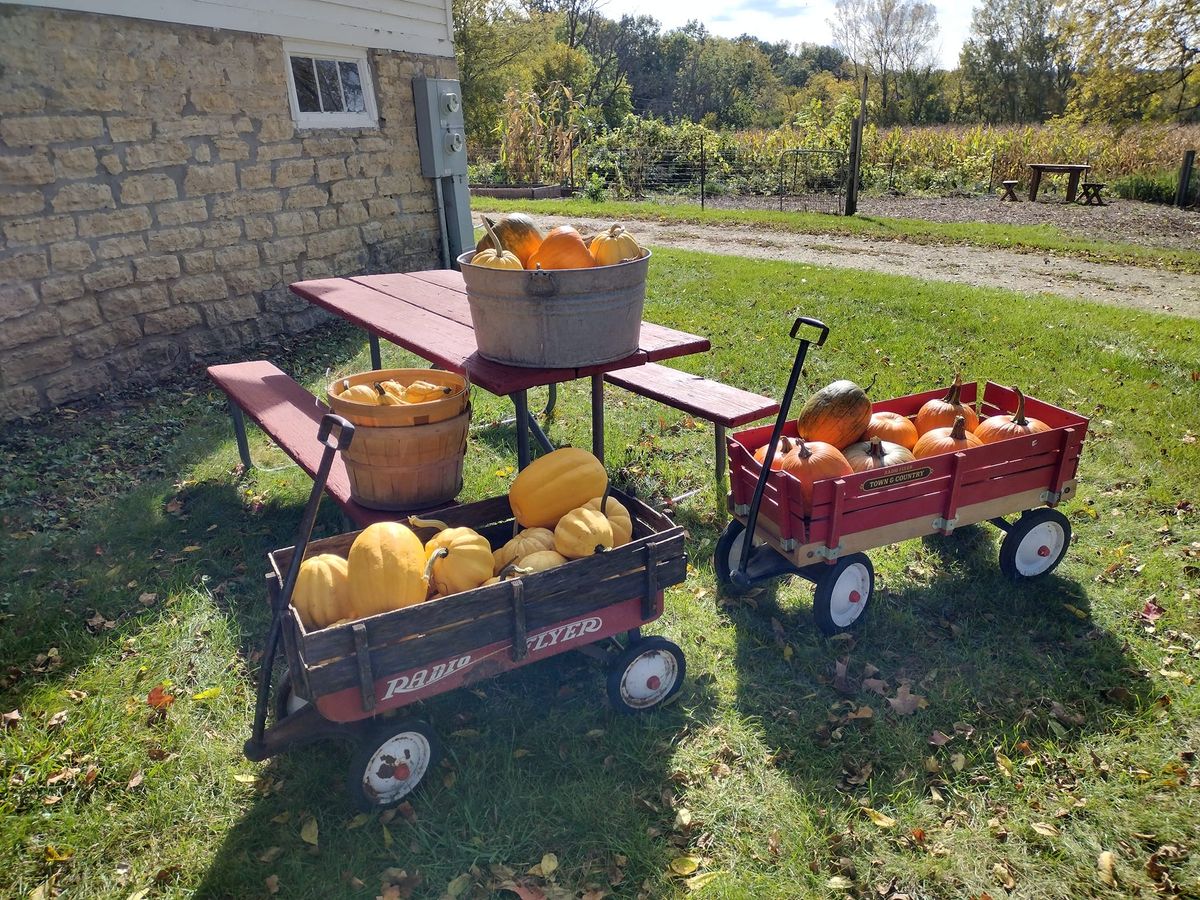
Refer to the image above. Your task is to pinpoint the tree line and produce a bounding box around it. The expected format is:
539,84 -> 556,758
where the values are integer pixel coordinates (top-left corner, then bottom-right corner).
454,0 -> 1200,146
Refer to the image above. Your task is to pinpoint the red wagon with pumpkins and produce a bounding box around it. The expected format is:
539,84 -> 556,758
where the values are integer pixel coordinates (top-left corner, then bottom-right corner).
714,317 -> 1089,634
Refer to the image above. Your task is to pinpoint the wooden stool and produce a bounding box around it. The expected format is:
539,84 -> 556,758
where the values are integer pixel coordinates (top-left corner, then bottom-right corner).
1000,180 -> 1020,201
1079,182 -> 1106,205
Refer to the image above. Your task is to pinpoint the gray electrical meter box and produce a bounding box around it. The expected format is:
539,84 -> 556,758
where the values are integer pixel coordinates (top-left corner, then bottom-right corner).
414,78 -> 468,177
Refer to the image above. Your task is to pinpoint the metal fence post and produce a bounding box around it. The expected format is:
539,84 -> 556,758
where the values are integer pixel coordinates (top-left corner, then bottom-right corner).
1177,150 -> 1196,208
845,117 -> 860,216
699,134 -> 706,210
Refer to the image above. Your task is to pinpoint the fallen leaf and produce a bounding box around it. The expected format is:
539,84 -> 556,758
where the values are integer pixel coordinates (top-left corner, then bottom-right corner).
862,678 -> 889,696
258,846 -> 283,864
674,808 -> 693,830
1050,701 -> 1085,727
300,817 -> 318,847
833,657 -> 853,694
345,813 -> 371,830
1098,850 -> 1117,887
1031,822 -> 1059,837
233,774 -> 257,784
191,687 -> 222,701
992,861 -> 1016,890
887,685 -> 927,716
863,808 -> 897,829
265,874 -> 280,894
929,730 -> 952,746
138,593 -> 158,606
146,685 -> 175,710
951,752 -> 966,772
127,770 -> 144,789
182,545 -> 202,553
1139,598 -> 1165,624
445,873 -> 472,897
995,750 -> 1015,777
826,875 -> 854,891
848,705 -> 874,720
44,845 -> 74,862
669,856 -> 700,876
46,709 -> 68,729
685,871 -> 722,890
2,709 -> 20,729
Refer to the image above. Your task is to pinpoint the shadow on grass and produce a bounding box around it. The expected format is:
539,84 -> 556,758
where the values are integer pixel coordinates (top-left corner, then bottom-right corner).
723,527 -> 1150,807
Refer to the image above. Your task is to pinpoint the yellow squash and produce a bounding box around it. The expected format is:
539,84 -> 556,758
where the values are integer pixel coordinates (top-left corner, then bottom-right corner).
347,522 -> 428,616
584,495 -> 632,546
589,223 -> 642,266
492,527 -> 556,573
410,517 -> 494,595
515,549 -> 568,572
508,447 -> 608,528
292,553 -> 351,630
554,507 -> 614,559
404,380 -> 454,403
472,247 -> 523,270
340,383 -> 380,405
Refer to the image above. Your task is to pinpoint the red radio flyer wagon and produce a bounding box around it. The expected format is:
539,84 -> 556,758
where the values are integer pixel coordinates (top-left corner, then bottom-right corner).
245,415 -> 688,809
715,318 -> 1089,634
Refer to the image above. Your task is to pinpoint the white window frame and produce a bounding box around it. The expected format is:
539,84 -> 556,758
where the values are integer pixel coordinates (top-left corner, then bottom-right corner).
283,40 -> 379,130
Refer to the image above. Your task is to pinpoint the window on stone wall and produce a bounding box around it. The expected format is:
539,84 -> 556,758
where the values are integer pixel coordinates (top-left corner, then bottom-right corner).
283,42 -> 378,129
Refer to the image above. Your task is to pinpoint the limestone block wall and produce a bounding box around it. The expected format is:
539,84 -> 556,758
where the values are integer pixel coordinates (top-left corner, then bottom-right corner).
0,5 -> 456,419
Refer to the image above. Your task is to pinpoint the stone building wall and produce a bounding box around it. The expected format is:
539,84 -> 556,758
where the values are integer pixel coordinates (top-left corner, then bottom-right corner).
0,5 -> 456,419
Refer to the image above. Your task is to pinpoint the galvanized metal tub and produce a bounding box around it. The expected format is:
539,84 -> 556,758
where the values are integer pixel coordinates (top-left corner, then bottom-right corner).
457,249 -> 650,368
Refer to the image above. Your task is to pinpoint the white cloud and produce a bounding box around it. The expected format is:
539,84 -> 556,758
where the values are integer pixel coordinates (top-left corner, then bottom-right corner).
595,0 -> 972,69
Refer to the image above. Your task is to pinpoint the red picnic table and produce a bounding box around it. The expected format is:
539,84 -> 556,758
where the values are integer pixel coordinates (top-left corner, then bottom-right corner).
289,270 -> 711,468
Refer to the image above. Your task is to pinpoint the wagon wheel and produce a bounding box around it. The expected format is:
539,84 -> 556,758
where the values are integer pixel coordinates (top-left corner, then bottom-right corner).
606,636 -> 686,714
347,719 -> 441,810
273,669 -> 310,721
811,553 -> 874,635
998,508 -> 1071,580
714,520 -> 759,595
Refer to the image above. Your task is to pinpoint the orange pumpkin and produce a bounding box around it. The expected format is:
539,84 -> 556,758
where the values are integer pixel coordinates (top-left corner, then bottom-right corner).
752,435 -> 798,470
862,410 -> 919,450
913,416 -> 983,458
527,226 -> 595,270
475,213 -> 543,268
915,374 -> 979,435
778,438 -> 852,515
975,387 -> 1051,444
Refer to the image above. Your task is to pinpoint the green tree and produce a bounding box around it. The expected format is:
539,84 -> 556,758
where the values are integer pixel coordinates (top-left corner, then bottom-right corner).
453,0 -> 545,144
1065,0 -> 1200,122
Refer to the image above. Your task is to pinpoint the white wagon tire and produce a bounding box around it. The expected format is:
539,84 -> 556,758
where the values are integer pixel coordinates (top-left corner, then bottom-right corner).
606,637 -> 686,714
348,720 -> 440,810
999,508 -> 1071,580
811,553 -> 874,635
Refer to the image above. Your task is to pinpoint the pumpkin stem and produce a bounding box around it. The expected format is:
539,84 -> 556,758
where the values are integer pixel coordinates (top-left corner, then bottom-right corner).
864,373 -> 877,394
1010,386 -> 1029,426
497,563 -> 532,581
868,435 -> 886,462
796,438 -> 813,460
372,381 -> 387,396
480,215 -> 506,254
408,516 -> 449,532
941,372 -> 963,405
949,416 -> 968,440
423,546 -> 449,582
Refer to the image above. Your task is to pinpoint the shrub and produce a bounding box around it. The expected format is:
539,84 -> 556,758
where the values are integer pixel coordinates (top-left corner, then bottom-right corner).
1111,171 -> 1184,205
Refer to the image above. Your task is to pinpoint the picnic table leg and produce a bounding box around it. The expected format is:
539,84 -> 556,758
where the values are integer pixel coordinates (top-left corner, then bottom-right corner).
1066,171 -> 1081,203
368,334 -> 382,370
512,390 -> 531,469
1028,169 -> 1041,201
714,424 -> 726,487
543,383 -> 557,417
591,375 -> 605,462
229,401 -> 253,470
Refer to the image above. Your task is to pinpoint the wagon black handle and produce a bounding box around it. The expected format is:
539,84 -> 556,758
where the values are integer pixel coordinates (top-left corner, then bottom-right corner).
732,315 -> 830,588
318,413 -> 355,451
790,316 -> 829,346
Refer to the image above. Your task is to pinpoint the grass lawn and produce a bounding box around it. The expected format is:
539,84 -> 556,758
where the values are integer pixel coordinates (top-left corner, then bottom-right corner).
2,247 -> 1199,899
473,197 -> 1200,275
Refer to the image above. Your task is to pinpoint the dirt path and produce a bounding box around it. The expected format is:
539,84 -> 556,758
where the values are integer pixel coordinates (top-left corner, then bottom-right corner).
539,214 -> 1200,320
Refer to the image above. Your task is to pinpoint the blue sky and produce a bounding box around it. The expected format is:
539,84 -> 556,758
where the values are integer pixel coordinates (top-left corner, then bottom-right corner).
596,0 -> 975,70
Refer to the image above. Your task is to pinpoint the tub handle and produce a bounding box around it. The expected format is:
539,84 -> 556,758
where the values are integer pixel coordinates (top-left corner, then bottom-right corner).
527,269 -> 559,297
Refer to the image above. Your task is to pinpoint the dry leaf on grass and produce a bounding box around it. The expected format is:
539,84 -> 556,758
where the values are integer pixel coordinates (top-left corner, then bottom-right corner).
887,685 -> 927,715
444,872 -> 473,897
300,817 -> 318,847
862,678 -> 889,696
685,871 -> 722,890
1139,598 -> 1165,624
258,847 -> 283,864
46,709 -> 68,729
146,686 -> 174,710
863,808 -> 897,829
929,730 -> 952,746
127,770 -> 144,790
669,856 -> 700,876
191,687 -> 222,701
1031,822 -> 1059,838
1098,851 -> 1117,887
2,709 -> 20,728
265,874 -> 280,895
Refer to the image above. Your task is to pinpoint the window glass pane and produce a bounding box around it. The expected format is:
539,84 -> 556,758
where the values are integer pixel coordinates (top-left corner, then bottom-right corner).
339,61 -> 365,112
316,58 -> 344,112
290,56 -> 320,112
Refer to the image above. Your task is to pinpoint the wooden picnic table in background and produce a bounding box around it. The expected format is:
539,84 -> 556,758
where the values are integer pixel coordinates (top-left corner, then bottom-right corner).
1027,163 -> 1091,203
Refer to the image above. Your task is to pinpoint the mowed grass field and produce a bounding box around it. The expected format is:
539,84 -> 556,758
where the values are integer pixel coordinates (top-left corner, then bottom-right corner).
2,247 -> 1198,899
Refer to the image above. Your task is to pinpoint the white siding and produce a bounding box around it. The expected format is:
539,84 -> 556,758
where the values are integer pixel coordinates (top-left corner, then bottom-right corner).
7,0 -> 456,56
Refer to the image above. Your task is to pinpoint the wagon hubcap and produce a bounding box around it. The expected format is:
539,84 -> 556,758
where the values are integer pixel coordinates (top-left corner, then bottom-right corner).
830,564 -> 871,628
620,649 -> 678,709
1016,522 -> 1066,576
362,732 -> 430,805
